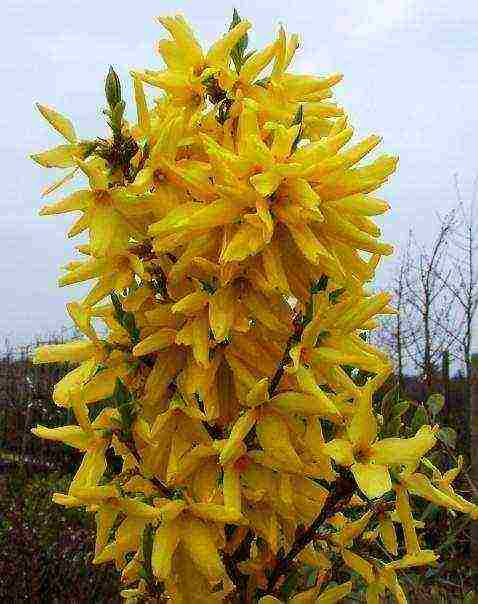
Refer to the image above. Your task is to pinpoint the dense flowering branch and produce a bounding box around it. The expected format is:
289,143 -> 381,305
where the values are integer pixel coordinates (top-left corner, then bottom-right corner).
29,9 -> 478,604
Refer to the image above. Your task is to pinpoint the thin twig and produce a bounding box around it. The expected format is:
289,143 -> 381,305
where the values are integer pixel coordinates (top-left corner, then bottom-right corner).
262,470 -> 356,595
112,429 -> 175,498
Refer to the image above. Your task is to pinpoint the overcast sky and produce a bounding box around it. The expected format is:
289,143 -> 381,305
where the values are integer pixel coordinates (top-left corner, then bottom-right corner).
1,0 -> 477,346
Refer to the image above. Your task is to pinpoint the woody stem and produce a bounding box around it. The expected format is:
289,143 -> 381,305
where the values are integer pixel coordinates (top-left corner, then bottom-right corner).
263,470 -> 356,595
112,429 -> 175,498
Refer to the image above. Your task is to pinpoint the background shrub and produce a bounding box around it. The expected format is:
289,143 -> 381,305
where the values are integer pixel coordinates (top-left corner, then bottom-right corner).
0,465 -> 120,603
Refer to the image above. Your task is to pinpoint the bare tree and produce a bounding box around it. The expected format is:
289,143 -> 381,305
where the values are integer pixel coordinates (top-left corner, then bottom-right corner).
399,217 -> 460,386
394,236 -> 409,389
436,176 -> 478,394
435,174 -> 478,563
374,231 -> 416,388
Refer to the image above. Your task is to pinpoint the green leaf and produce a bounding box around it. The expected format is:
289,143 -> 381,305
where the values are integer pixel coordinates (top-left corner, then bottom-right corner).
123,312 -> 140,344
114,377 -> 131,407
230,7 -> 241,28
111,292 -> 140,344
438,426 -> 457,449
91,364 -> 108,378
420,458 -> 437,476
199,279 -> 217,295
426,393 -> 445,417
254,77 -> 269,88
329,287 -> 345,304
411,405 -> 428,433
290,104 -> 304,153
229,8 -> 249,74
420,502 -> 440,522
387,415 -> 403,436
291,104 -> 304,127
140,524 -> 157,588
391,400 -> 410,419
77,140 -> 100,159
304,564 -> 319,588
316,330 -> 331,346
279,567 -> 301,599
111,292 -> 125,323
304,283 -> 317,326
113,378 -> 135,435
311,274 -> 328,294
128,280 -> 140,295
380,384 -> 400,425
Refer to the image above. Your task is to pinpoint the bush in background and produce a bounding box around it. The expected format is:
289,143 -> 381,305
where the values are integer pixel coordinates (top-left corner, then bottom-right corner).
0,465 -> 120,602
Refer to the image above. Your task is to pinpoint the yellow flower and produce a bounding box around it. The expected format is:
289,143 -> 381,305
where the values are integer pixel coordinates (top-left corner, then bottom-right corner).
401,469 -> 478,519
325,380 -> 437,499
258,581 -> 352,603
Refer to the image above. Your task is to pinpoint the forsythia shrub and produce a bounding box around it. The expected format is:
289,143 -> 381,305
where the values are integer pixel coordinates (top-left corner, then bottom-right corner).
30,10 -> 478,603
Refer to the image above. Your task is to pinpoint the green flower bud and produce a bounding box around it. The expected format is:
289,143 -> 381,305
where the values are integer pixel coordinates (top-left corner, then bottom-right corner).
105,66 -> 122,110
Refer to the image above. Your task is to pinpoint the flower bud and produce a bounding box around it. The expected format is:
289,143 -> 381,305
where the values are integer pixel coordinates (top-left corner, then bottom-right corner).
105,65 -> 122,110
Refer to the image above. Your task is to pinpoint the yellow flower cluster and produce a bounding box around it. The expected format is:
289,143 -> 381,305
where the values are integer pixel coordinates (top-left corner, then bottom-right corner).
31,12 -> 477,603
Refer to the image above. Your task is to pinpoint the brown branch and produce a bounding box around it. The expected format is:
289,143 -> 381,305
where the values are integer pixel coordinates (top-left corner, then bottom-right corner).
112,429 -> 175,499
223,529 -> 254,602
262,470 -> 356,596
